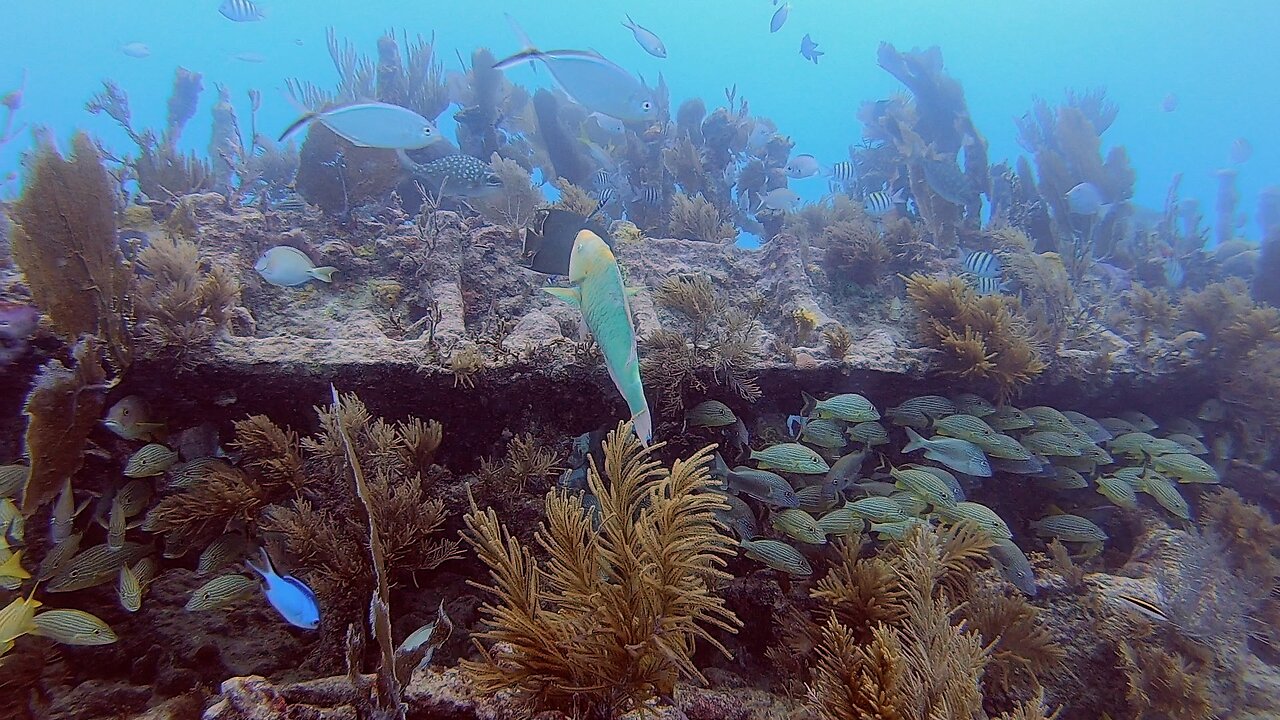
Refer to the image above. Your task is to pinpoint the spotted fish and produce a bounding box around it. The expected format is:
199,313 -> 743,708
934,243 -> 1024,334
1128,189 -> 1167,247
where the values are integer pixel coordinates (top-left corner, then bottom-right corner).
400,153 -> 504,199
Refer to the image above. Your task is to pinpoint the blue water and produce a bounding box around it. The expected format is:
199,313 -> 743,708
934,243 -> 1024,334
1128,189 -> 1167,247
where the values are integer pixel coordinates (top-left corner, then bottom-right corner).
2,0 -> 1276,240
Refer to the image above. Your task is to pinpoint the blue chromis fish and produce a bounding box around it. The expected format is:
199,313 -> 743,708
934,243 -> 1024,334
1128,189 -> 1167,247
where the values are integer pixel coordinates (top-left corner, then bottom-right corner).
799,34 -> 823,65
279,102 -> 444,150
102,395 -> 165,441
770,2 -> 791,32
544,230 -> 652,444
621,14 -> 666,58
219,0 -> 264,22
494,29 -> 655,123
255,246 -> 337,287
246,548 -> 320,630
401,153 -> 504,199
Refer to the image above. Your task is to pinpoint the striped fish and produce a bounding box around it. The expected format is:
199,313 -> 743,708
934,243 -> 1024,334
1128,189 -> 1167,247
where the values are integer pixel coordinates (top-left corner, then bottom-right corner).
592,169 -> 614,189
950,393 -> 995,417
750,443 -> 830,474
1062,411 -> 1114,443
988,406 -> 1034,431
1030,514 -> 1108,543
198,534 -> 248,575
934,414 -> 998,443
770,508 -> 826,545
48,543 -> 149,593
815,507 -> 863,537
1164,433 -> 1208,455
890,466 -> 958,508
118,564 -> 142,612
937,501 -> 1012,539
1136,472 -> 1190,519
803,392 -> 879,422
0,466 -> 25,498
1118,411 -> 1159,432
888,491 -> 929,516
30,609 -> 118,646
800,418 -> 847,449
1025,406 -> 1077,433
36,532 -> 82,581
218,0 -> 265,22
847,421 -> 889,447
971,276 -> 1007,296
639,185 -> 662,205
1096,475 -> 1138,509
739,538 -> 812,575
593,186 -> 618,207
685,400 -> 737,428
961,250 -> 1001,278
124,444 -> 179,478
828,161 -> 856,183
869,518 -> 927,541
186,574 -> 258,611
864,188 -> 903,216
1152,453 -> 1219,483
847,496 -> 911,524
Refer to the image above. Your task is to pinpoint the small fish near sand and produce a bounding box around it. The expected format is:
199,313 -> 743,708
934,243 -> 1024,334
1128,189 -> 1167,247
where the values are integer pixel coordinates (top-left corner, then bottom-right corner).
246,548 -> 320,630
622,14 -> 666,58
255,246 -> 337,287
279,102 -> 444,150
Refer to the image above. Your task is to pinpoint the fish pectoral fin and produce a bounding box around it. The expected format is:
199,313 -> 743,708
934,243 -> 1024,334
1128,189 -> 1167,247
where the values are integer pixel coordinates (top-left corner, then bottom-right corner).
543,286 -> 582,307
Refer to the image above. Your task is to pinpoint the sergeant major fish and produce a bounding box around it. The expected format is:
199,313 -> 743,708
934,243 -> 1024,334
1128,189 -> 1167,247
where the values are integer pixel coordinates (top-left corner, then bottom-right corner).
219,0 -> 264,22
544,230 -> 652,444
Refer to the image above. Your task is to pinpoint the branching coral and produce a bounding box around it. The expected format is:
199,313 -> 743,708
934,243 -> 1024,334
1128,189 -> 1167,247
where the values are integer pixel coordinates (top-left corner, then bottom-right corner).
646,275 -> 762,415
810,538 -> 906,642
823,324 -> 854,360
819,219 -> 891,288
905,273 -> 1046,401
269,394 -> 461,622
9,133 -> 132,371
1117,635 -> 1214,720
462,424 -> 740,717
132,235 -> 241,368
809,525 -> 991,720
669,192 -> 736,244
960,589 -> 1064,698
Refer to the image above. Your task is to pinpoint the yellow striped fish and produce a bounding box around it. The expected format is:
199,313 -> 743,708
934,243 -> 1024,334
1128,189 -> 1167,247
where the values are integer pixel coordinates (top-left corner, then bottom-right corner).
30,609 -> 117,646
124,444 -> 180,478
118,564 -> 142,612
739,538 -> 812,575
186,574 -> 258,611
770,508 -> 826,544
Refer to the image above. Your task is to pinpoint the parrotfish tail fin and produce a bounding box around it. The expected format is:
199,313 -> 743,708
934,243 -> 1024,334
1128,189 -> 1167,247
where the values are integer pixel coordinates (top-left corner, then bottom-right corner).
309,266 -> 338,283
800,391 -> 818,417
631,407 -> 653,446
903,427 -> 926,454
278,112 -> 317,143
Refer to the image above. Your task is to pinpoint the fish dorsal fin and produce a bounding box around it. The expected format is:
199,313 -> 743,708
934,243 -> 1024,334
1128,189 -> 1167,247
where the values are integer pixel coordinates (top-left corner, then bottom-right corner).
281,575 -> 318,603
543,286 -> 581,307
1045,504 -> 1066,516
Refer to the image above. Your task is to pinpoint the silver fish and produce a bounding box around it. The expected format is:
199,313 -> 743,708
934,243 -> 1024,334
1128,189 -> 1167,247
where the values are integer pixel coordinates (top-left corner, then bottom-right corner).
621,14 -> 666,58
281,103 -> 444,150
494,32 -> 655,123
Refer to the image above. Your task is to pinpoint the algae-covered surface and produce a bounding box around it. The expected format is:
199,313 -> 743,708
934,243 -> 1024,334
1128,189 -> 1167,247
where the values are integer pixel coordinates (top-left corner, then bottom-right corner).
0,14 -> 1277,720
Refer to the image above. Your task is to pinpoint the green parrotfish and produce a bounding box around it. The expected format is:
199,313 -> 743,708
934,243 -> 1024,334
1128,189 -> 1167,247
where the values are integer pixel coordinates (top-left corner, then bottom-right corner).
544,230 -> 652,444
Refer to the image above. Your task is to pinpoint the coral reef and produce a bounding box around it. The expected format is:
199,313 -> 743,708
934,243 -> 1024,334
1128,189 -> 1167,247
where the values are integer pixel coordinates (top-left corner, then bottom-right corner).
9,133 -> 132,369
131,235 -> 241,368
905,273 -> 1046,400
462,423 -> 739,717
